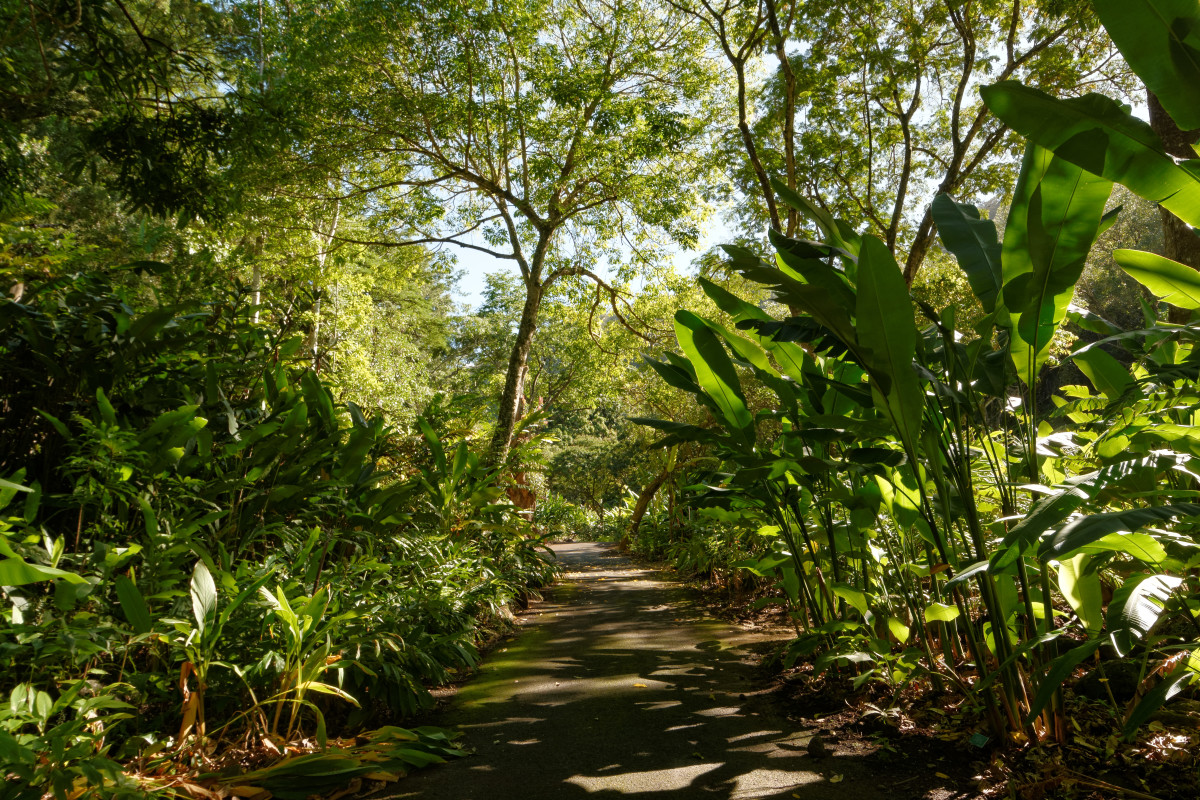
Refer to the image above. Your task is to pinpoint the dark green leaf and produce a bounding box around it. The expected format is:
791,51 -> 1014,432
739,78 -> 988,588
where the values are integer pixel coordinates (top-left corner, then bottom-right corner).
932,194 -> 1003,312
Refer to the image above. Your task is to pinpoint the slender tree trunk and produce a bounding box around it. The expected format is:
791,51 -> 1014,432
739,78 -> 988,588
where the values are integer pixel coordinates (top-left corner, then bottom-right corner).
903,210 -> 937,286
626,469 -> 669,542
1149,90 -> 1200,324
490,279 -> 544,466
763,0 -> 798,236
309,198 -> 340,371
735,59 -> 780,232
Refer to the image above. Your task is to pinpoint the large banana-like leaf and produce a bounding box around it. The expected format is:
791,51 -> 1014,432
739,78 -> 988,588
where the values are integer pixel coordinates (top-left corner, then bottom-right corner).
994,455 -> 1189,567
999,144 -> 1112,386
698,276 -> 811,382
1038,502 -> 1200,559
1094,0 -> 1200,130
1114,249 -> 1200,309
628,417 -> 724,446
739,264 -> 859,348
770,178 -> 861,255
932,194 -> 1003,313
698,277 -> 770,323
1108,573 -> 1185,656
700,315 -> 778,376
673,310 -> 755,448
981,83 -> 1200,229
855,235 -> 924,451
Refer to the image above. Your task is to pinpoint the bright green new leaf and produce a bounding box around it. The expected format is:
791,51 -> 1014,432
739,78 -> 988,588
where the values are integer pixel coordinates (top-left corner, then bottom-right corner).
832,583 -> 869,617
299,681 -> 361,707
190,561 -> 218,635
924,602 -> 960,623
887,617 -> 911,644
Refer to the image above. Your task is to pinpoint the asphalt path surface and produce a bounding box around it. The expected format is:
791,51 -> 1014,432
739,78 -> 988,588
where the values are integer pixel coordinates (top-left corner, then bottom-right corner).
390,542 -> 879,799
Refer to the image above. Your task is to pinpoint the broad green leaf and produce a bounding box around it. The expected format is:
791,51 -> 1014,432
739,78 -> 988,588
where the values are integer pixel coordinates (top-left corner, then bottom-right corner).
1094,0 -> 1200,130
924,601 -> 960,623
1072,348 -> 1136,401
0,478 -> 32,495
771,178 -> 860,255
856,235 -> 924,450
1039,503 -> 1200,558
698,277 -> 771,323
981,83 -> 1200,229
739,265 -> 859,348
1080,532 -> 1166,564
999,144 -> 1112,386
1108,574 -> 1184,656
700,315 -> 779,377
628,418 -> 723,446
887,617 -> 911,643
932,194 -> 1003,312
674,311 -> 754,447
699,277 -> 814,381
643,357 -> 703,396
1114,249 -> 1200,309
0,557 -> 87,586
1057,554 -> 1103,637
832,583 -> 869,617
115,575 -> 153,635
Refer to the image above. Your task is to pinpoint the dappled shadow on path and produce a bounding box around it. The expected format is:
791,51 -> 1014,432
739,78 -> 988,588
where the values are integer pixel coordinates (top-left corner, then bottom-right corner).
389,543 -> 955,800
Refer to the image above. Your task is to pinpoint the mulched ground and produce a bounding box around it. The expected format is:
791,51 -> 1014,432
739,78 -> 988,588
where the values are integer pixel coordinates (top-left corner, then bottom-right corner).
656,561 -> 1200,800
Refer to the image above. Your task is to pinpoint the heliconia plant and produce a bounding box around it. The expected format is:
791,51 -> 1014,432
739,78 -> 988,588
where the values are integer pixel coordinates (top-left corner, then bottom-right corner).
638,2 -> 1200,740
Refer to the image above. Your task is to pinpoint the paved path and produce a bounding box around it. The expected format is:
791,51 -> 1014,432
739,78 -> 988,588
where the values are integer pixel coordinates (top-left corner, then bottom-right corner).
391,543 -> 872,799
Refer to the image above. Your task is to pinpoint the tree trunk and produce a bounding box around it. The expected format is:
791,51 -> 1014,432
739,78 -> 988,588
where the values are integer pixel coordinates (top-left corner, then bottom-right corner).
903,209 -> 937,286
626,469 -> 669,543
1148,90 -> 1200,324
489,279 -> 544,466
764,0 -> 798,236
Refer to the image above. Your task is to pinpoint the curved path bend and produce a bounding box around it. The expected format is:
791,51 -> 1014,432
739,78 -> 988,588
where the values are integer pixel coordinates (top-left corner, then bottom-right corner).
392,542 -> 880,799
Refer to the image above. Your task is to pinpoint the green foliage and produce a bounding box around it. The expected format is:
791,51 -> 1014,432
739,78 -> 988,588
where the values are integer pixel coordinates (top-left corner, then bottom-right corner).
0,262 -> 556,792
638,73 -> 1200,742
